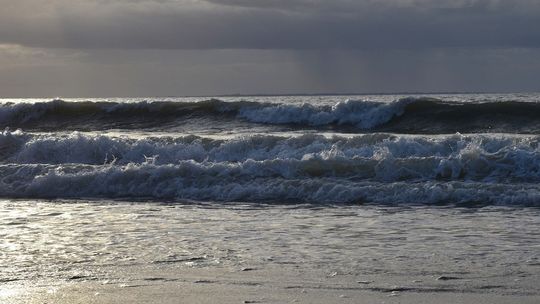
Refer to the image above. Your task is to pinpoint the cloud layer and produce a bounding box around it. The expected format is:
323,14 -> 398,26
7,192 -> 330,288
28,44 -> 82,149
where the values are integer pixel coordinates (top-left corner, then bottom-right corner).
1,0 -> 539,50
1,1 -> 540,96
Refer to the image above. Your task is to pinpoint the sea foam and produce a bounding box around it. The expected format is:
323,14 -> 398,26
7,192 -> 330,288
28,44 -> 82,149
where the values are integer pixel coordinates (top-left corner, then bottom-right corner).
2,130 -> 540,204
1,162 -> 540,205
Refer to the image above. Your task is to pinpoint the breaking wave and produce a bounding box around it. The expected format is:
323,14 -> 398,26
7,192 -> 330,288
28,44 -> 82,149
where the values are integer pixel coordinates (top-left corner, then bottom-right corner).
2,130 -> 540,205
2,97 -> 540,133
1,163 -> 540,205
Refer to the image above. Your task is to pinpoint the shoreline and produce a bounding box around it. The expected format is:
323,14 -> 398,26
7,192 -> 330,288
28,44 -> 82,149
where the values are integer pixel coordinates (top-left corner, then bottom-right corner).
4,265 -> 540,304
2,201 -> 539,303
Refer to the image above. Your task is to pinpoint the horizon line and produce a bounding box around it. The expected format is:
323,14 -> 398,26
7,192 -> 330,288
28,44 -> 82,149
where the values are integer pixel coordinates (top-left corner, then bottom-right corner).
1,90 -> 539,99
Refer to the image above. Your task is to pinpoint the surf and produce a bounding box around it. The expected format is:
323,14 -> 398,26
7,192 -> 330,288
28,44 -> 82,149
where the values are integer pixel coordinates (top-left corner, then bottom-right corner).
2,97 -> 540,133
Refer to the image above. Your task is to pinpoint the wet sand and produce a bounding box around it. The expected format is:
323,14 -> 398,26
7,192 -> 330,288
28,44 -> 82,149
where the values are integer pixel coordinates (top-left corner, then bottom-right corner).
2,201 -> 540,303
3,265 -> 540,304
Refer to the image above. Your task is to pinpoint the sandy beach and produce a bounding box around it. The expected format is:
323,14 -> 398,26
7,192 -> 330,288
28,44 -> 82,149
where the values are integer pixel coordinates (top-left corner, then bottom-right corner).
2,201 -> 539,304
4,265 -> 540,304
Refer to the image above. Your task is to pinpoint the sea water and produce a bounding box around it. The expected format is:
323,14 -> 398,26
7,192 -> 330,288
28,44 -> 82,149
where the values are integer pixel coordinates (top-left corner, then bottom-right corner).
1,94 -> 539,296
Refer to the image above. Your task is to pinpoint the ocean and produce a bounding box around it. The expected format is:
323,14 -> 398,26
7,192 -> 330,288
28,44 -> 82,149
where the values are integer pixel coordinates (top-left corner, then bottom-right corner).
1,94 -> 540,300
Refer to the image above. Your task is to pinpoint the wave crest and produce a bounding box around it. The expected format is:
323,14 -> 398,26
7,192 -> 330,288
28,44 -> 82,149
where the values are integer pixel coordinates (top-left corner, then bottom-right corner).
0,97 -> 425,131
2,131 -> 540,204
3,97 -> 540,133
2,163 -> 540,205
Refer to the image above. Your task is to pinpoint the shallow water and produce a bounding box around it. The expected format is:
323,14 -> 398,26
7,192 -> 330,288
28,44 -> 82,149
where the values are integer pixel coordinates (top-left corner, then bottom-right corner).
1,200 -> 539,295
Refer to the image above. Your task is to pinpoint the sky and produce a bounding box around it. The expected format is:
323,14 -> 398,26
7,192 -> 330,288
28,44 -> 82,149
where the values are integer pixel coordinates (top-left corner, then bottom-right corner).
1,0 -> 540,97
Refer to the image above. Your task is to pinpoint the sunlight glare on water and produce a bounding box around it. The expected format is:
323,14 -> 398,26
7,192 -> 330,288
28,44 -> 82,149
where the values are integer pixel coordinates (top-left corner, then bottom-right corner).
1,199 -> 539,296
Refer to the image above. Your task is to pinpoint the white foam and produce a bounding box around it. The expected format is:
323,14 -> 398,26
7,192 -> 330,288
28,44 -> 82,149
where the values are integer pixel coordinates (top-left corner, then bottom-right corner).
1,162 -> 539,205
3,130 -> 540,204
237,98 -> 415,128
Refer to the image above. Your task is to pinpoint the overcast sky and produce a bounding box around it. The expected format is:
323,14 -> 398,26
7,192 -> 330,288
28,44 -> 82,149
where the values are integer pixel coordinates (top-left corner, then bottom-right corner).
1,0 -> 540,97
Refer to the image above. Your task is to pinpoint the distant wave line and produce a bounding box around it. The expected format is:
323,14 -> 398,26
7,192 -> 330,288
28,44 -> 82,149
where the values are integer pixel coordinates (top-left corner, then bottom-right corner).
2,97 -> 540,133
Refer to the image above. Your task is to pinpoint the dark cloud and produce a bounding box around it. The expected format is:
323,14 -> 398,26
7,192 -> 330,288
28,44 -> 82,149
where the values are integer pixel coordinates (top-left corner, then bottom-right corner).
1,1 -> 540,96
0,0 -> 539,50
